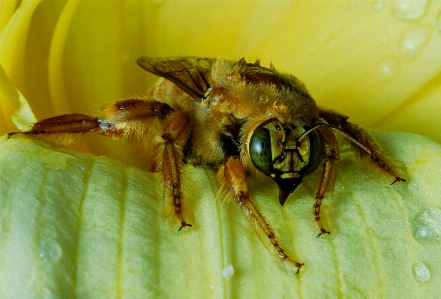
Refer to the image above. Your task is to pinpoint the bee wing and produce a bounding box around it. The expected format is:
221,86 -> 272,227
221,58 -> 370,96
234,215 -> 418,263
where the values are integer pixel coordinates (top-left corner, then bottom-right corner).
137,57 -> 214,103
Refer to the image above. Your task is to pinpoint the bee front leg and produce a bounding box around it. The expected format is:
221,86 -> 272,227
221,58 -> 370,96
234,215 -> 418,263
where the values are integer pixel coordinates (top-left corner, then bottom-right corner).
314,127 -> 339,236
218,156 -> 304,273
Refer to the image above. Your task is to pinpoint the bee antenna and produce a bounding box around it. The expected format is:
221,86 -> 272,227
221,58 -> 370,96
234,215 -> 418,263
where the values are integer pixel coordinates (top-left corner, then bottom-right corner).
298,124 -> 321,142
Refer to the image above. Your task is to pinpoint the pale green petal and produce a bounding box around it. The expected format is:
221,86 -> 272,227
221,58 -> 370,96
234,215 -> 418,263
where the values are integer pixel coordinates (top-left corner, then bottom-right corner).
1,133 -> 441,298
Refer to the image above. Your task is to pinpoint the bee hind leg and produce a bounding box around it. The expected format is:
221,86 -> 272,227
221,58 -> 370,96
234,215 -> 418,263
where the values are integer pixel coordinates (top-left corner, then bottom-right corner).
7,99 -> 175,145
7,114 -> 102,145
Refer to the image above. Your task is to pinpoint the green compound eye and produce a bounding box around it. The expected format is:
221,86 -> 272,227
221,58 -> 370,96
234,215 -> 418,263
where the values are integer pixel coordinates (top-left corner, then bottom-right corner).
303,129 -> 321,175
249,128 -> 273,174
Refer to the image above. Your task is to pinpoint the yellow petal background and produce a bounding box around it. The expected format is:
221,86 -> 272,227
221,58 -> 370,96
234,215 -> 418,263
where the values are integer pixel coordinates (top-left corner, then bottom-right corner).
1,1 -> 441,298
1,1 -> 441,147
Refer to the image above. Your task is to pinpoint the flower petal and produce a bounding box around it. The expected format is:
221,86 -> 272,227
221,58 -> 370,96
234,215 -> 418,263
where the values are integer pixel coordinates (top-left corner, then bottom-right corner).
1,132 -> 440,297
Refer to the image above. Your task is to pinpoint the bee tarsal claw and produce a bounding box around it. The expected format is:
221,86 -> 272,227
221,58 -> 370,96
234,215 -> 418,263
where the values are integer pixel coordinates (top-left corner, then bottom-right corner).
296,263 -> 305,274
316,230 -> 331,237
391,177 -> 406,185
178,221 -> 192,232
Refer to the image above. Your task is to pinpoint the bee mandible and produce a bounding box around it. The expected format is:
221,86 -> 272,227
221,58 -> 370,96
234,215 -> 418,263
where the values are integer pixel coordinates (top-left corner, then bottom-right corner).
9,57 -> 406,273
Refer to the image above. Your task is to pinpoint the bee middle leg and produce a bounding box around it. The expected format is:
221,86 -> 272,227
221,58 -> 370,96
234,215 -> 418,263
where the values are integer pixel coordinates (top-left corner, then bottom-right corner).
157,110 -> 192,231
218,156 -> 304,273
99,99 -> 193,230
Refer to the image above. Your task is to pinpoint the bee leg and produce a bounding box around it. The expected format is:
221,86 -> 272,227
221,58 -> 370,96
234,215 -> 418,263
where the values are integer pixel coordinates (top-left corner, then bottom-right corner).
338,122 -> 406,183
218,156 -> 304,273
7,114 -> 102,139
318,109 -> 406,183
98,99 -> 192,229
314,158 -> 336,236
7,100 -> 175,145
314,127 -> 339,236
8,99 -> 192,230
158,110 -> 192,231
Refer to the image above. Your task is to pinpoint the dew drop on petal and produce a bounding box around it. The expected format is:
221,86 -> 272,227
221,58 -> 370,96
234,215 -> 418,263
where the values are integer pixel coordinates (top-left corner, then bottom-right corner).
412,207 -> 441,243
39,238 -> 62,263
391,0 -> 428,21
413,261 -> 431,282
375,56 -> 401,81
399,24 -> 432,60
222,264 -> 235,278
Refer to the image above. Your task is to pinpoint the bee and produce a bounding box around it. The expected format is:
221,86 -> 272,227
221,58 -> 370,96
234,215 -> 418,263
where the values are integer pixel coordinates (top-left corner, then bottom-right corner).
8,57 -> 406,273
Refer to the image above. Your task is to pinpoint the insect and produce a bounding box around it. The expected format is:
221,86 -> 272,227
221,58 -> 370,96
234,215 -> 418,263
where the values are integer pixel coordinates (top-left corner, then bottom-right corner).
8,57 -> 405,273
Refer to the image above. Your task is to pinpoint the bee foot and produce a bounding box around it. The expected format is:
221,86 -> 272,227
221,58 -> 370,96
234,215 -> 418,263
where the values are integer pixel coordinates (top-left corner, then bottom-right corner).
296,263 -> 305,274
391,177 -> 406,185
316,229 -> 330,237
178,221 -> 192,231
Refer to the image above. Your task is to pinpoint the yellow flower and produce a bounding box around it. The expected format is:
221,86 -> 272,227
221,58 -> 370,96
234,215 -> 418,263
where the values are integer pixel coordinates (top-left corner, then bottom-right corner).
1,1 -> 441,298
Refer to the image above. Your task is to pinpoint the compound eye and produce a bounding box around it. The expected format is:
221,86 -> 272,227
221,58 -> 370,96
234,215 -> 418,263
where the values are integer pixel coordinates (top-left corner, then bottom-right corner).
249,128 -> 273,174
304,129 -> 321,175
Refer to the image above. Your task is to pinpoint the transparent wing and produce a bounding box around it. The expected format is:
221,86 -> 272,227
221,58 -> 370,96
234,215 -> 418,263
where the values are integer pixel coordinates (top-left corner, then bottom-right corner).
137,57 -> 214,103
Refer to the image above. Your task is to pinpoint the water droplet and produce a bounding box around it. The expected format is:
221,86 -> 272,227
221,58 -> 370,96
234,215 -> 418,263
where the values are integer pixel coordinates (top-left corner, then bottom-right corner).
373,1 -> 383,11
222,264 -> 235,278
375,56 -> 401,81
391,0 -> 428,21
39,238 -> 62,263
399,24 -> 431,60
412,207 -> 441,243
413,261 -> 431,282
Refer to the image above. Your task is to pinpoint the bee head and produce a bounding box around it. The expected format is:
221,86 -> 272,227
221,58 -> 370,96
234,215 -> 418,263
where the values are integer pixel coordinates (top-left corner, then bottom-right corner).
248,119 -> 322,205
